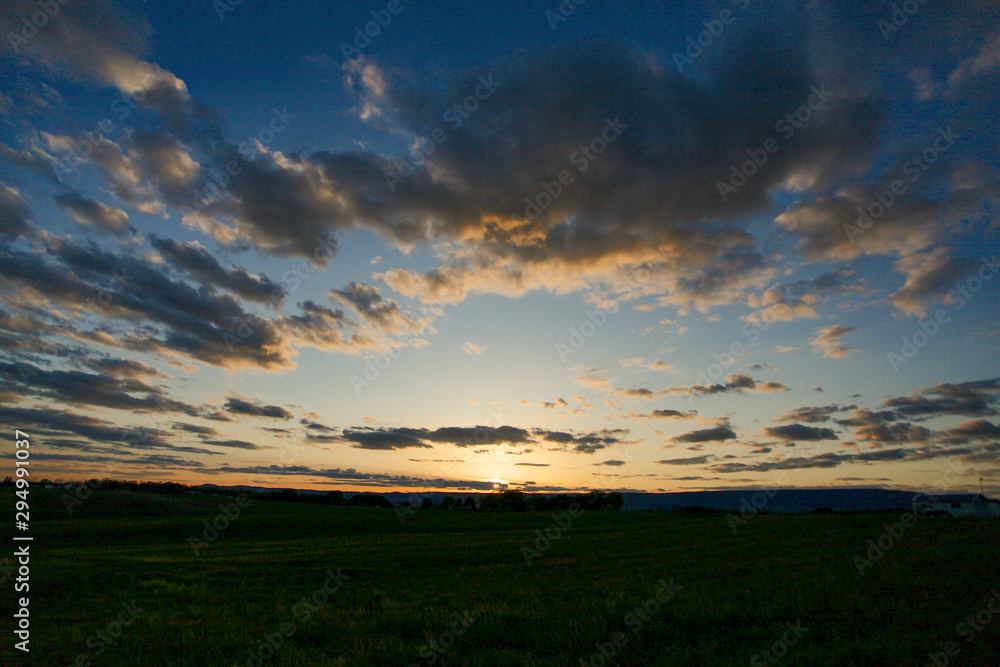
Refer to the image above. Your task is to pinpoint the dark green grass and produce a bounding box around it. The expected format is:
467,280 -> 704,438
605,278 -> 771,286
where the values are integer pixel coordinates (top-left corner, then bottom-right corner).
2,489 -> 998,666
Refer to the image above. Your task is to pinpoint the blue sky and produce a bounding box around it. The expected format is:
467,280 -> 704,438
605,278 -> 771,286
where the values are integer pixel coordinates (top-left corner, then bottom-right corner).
1,0 -> 999,495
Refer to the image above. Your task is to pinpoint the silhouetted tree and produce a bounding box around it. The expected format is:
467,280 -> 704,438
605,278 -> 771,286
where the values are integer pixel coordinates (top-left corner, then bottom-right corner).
348,493 -> 392,508
479,494 -> 500,512
441,496 -> 456,510
463,496 -> 477,510
327,490 -> 344,505
606,492 -> 625,511
499,490 -> 529,511
419,496 -> 434,510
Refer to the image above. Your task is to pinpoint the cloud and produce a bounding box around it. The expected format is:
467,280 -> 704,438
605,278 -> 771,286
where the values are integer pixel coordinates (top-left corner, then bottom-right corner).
338,425 -> 533,451
948,32 -> 1000,88
744,268 -> 852,325
84,357 -> 167,379
647,409 -> 698,420
223,397 -> 293,420
55,192 -> 131,234
939,419 -> 1000,444
809,325 -> 858,358
532,427 -> 630,454
330,281 -> 426,335
0,182 -> 32,238
662,373 -> 789,397
657,455 -> 713,465
0,361 -> 201,416
204,439 -> 267,450
151,237 -> 284,304
0,0 -> 191,126
773,405 -> 840,423
881,378 -> 1000,419
889,248 -> 980,316
461,341 -> 486,355
574,370 -> 613,391
763,424 -> 838,441
670,425 -> 737,443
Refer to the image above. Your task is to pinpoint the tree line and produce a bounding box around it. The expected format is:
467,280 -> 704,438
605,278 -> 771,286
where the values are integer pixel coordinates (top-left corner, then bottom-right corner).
5,478 -> 625,511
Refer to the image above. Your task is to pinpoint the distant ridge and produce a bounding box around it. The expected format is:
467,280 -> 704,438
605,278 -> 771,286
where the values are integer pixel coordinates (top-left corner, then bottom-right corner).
198,485 -> 955,513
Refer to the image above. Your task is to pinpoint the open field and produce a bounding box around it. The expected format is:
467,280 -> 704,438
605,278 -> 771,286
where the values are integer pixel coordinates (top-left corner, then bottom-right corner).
3,489 -> 999,666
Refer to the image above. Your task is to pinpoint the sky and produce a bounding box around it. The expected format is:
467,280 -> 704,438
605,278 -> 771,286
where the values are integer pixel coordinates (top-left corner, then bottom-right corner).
0,0 -> 998,496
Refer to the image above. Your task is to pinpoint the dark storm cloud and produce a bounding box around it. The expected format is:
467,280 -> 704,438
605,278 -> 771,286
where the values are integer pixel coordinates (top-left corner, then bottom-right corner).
763,424 -> 838,441
150,236 -> 284,304
223,398 -> 293,420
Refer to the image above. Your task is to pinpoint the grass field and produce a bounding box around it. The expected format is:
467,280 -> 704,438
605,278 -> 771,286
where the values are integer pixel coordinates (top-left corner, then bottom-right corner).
3,489 -> 999,666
